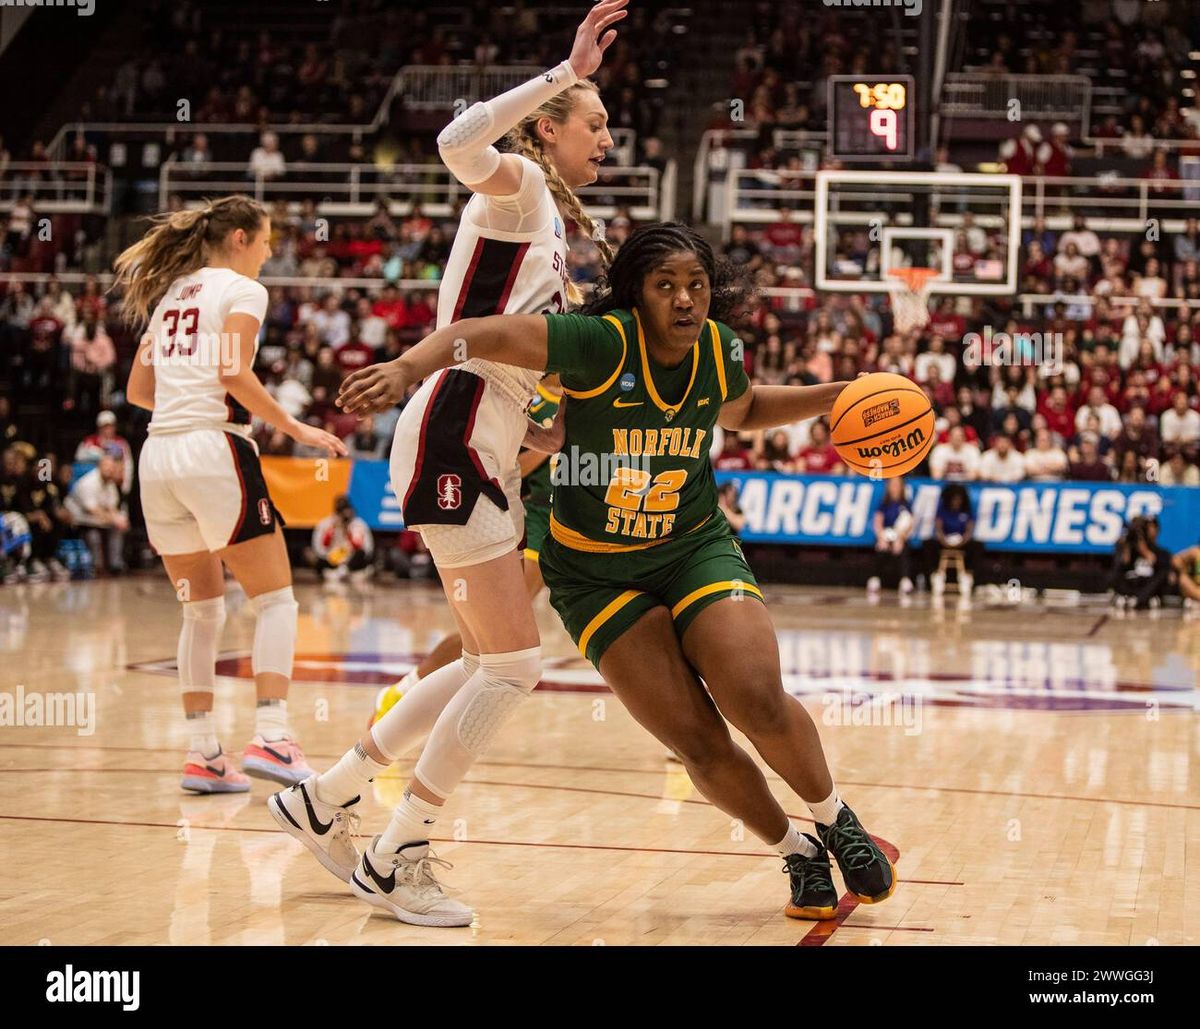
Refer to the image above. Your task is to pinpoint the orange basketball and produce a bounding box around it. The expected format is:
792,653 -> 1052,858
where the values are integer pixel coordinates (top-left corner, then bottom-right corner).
829,373 -> 935,478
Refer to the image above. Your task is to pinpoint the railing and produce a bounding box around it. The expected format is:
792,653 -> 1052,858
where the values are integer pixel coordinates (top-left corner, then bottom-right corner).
0,163 -> 112,212
693,127 -> 828,222
722,168 -> 1200,235
941,73 -> 1093,123
46,65 -> 550,159
159,160 -> 670,221
397,64 -> 542,109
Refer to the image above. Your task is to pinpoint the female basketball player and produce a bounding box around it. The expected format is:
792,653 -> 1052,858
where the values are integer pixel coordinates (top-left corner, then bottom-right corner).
338,223 -> 896,919
269,0 -> 625,925
368,377 -> 561,729
120,195 -> 347,795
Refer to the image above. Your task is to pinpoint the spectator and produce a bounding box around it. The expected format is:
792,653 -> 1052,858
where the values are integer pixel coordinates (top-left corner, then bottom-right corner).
1157,448 -> 1199,486
67,318 -> 117,414
309,494 -> 374,585
1023,427 -> 1069,481
1113,406 -> 1159,466
1068,437 -> 1110,481
1037,383 -> 1076,443
1159,391 -> 1200,454
978,433 -> 1026,482
867,476 -> 914,597
914,334 -> 955,385
1074,385 -> 1122,438
795,420 -> 842,475
757,429 -> 796,473
248,132 -> 286,180
1111,516 -> 1171,610
713,432 -> 754,471
0,443 -> 69,581
925,483 -> 979,602
343,415 -> 386,460
75,411 -> 133,491
64,455 -> 128,575
723,224 -> 763,272
354,296 -> 388,351
929,425 -> 981,481
310,293 -> 351,348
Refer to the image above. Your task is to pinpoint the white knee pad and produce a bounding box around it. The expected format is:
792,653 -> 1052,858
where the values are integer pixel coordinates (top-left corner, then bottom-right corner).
250,586 -> 297,678
414,645 -> 540,799
178,595 -> 226,695
369,650 -> 481,762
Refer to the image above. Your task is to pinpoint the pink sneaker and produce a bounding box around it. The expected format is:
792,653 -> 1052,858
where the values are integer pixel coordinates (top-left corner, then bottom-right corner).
181,748 -> 251,794
241,735 -> 314,786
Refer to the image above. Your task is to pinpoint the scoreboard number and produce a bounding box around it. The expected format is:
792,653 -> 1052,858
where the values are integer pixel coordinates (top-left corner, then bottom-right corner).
828,74 -> 915,161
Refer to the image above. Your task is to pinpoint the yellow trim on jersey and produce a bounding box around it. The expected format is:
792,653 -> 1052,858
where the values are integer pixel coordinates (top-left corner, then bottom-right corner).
633,309 -> 699,418
578,590 -> 646,658
523,547 -> 540,562
560,314 -> 628,400
709,321 -> 728,401
535,382 -> 562,403
549,512 -> 713,553
671,579 -> 764,620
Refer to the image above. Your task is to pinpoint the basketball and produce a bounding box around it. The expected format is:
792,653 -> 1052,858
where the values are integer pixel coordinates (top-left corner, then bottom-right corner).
829,373 -> 935,477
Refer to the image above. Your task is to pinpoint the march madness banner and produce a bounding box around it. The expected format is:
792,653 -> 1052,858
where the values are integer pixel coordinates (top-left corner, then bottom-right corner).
716,472 -> 1200,554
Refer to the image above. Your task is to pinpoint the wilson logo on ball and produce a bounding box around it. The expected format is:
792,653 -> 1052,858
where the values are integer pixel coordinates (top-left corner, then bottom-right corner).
856,426 -> 927,460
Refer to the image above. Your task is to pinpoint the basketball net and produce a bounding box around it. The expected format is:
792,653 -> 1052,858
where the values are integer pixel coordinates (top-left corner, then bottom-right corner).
887,267 -> 939,334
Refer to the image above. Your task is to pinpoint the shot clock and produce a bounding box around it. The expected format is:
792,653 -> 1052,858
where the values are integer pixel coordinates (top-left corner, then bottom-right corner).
827,74 -> 915,161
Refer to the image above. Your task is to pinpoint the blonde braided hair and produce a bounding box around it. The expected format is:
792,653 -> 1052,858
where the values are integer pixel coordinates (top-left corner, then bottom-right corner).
502,80 -> 614,306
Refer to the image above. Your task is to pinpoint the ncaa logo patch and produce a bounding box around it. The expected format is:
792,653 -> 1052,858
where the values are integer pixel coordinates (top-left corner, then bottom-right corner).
619,372 -> 636,392
553,216 -> 563,239
257,499 -> 272,526
437,474 -> 463,511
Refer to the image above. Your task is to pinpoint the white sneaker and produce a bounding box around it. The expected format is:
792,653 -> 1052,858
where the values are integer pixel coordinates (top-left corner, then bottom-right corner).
351,836 -> 474,927
350,566 -> 375,587
930,571 -> 945,597
959,572 -> 974,597
267,776 -> 362,883
25,559 -> 49,583
866,576 -> 881,594
898,577 -> 914,595
48,558 -> 70,581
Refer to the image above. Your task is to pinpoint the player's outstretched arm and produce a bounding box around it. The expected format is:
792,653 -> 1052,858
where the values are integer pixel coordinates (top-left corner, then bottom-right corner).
719,381 -> 851,432
337,314 -> 551,416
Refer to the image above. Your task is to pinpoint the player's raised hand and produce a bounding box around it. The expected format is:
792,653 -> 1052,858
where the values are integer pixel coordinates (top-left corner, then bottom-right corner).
287,419 -> 349,458
568,0 -> 629,79
337,361 -> 413,416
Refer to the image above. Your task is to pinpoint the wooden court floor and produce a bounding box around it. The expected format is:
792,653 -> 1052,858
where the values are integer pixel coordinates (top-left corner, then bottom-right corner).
1,575 -> 1196,946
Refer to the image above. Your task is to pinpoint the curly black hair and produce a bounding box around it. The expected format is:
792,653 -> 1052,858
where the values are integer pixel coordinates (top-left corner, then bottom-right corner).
580,222 -> 753,323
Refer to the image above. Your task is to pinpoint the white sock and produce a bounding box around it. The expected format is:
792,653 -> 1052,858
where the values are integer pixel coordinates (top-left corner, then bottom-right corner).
377,788 -> 442,852
809,787 -> 845,827
255,698 -> 290,741
316,741 -> 389,806
774,822 -> 819,859
186,710 -> 219,758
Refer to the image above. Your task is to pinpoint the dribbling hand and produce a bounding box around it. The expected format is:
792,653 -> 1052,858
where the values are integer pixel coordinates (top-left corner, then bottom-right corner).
568,0 -> 629,79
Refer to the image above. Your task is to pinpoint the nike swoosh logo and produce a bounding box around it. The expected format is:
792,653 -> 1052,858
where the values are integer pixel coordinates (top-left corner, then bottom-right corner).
300,782 -> 333,834
205,764 -> 225,776
423,819 -> 436,824
613,399 -> 643,408
262,745 -> 293,764
363,854 -> 396,894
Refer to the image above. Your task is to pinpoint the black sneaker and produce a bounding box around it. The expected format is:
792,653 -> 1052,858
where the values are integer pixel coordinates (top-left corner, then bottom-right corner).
816,805 -> 896,904
783,834 -> 838,920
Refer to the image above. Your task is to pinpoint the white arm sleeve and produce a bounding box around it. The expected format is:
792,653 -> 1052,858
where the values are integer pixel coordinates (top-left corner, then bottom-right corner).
437,60 -> 578,187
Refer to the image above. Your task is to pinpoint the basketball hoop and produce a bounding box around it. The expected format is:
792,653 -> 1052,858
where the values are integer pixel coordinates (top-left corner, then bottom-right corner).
887,267 -> 940,334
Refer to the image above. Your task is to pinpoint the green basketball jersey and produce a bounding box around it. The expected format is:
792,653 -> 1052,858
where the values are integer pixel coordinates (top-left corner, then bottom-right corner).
542,308 -> 750,553
522,383 -> 560,506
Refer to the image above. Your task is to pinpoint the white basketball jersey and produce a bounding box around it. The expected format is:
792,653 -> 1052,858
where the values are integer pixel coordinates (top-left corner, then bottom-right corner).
437,155 -> 572,407
145,267 -> 269,436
